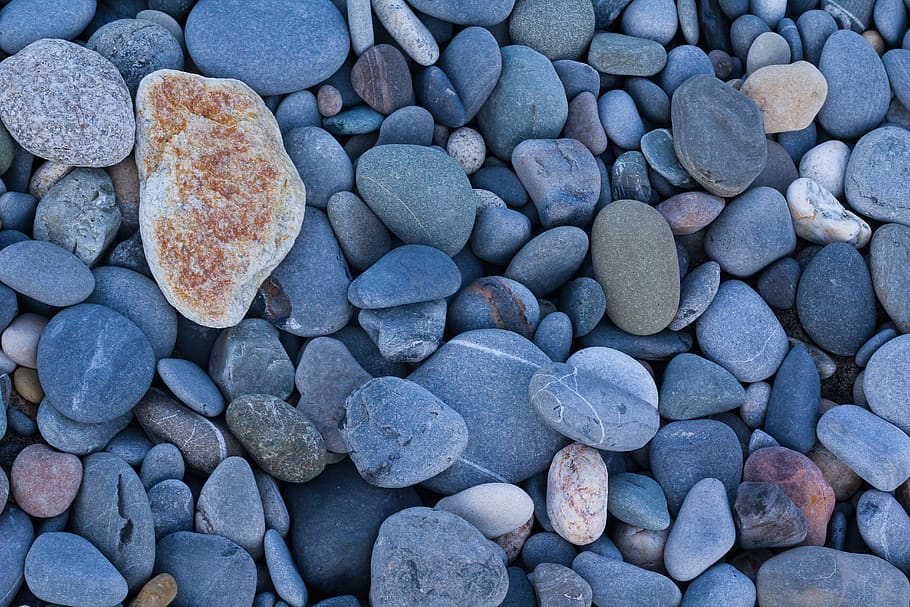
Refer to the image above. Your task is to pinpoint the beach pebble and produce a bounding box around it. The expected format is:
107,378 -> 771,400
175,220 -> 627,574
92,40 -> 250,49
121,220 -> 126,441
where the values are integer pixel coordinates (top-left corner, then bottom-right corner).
506,227 -> 588,296
88,18 -> 184,95
733,481 -> 808,549
196,456 -> 266,558
640,129 -> 696,189
509,0 -> 596,61
327,192 -> 392,273
351,44 -> 414,115
348,245 -> 460,309
283,127 -> 353,211
436,483 -> 534,538
0,240 -> 94,307
558,278 -> 607,337
668,261 -> 720,331
681,564 -> 756,607
741,61 -> 827,133
547,444 -> 608,546
529,562 -> 593,607
597,90 -> 646,150
587,33 -> 667,76
1,312 -> 46,369
856,490 -> 910,574
10,444 -> 82,518
157,358 -> 224,417
865,335 -> 910,427
359,300 -> 447,363
845,126 -> 910,226
572,551 -> 682,607
745,31 -> 790,73
447,127 -> 486,175
139,443 -> 184,490
659,353 -> 746,420
208,318 -> 294,402
371,0 -> 439,66
786,177 -> 871,248
798,140 -> 850,198
664,478 -> 736,581
764,345 -> 820,453
871,224 -> 910,333
655,192 -> 724,236
449,276 -> 540,338
607,473 -> 671,531
0,0 -> 96,54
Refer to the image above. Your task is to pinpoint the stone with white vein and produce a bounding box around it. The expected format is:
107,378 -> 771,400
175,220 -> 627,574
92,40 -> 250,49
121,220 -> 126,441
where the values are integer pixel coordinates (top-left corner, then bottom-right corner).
786,177 -> 871,248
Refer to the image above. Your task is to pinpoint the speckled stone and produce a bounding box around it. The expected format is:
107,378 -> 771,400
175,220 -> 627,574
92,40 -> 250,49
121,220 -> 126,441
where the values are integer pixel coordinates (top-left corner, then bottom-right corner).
88,19 -> 184,96
572,551 -> 682,607
742,61 -> 826,133
529,562 -> 593,607
764,345 -> 820,453
845,126 -> 910,227
608,473 -> 671,531
786,177 -> 871,248
547,444 -> 608,545
587,33 -> 667,76
856,489 -> 910,574
509,0 -> 595,61
208,318 -> 295,402
659,353 -> 746,420
10,444 -> 82,519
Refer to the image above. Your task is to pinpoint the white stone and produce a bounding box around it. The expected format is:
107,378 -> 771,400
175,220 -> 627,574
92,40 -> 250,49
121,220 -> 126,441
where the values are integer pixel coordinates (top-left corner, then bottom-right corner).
1,313 -> 48,368
786,177 -> 871,248
547,443 -> 608,546
447,127 -> 486,175
799,140 -> 850,199
372,0 -> 439,66
435,482 -> 534,538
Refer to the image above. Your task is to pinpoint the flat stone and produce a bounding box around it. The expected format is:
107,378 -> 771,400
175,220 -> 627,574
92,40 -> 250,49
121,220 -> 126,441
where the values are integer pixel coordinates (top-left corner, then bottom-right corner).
764,345 -> 820,453
406,0 -> 514,25
439,27 -> 502,123
264,530 -> 308,607
196,456 -> 266,558
0,39 -> 134,167
371,0 -> 439,67
348,245 -> 461,309
505,227 -> 588,296
208,318 -> 294,401
672,75 -> 767,197
36,400 -> 132,456
587,33 -> 667,76
135,70 -> 306,328
608,473 -> 670,531
436,483 -> 534,538
547,444 -> 608,545
857,490 -> 910,574
845,126 -> 910,227
664,478 -> 736,581
227,394 -> 326,483
0,506 -> 34,607
327,191 -> 392,272
283,127 -> 352,211
786,177 -> 871,248
573,551 -> 682,607
351,44 -> 414,115
341,377 -> 468,488
130,573 -> 178,607
147,479 -> 194,540
10,444 -> 81,519
640,129 -> 697,188
449,276 -> 540,339
157,358 -> 224,417
592,200 -> 679,336
742,61 -> 826,133
255,470 -> 291,538
0,240 -> 94,307
659,353 -> 746,420
733,481 -> 808,549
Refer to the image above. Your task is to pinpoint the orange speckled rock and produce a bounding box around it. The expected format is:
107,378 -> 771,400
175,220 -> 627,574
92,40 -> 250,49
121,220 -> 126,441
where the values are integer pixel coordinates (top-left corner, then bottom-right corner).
129,573 -> 177,607
546,443 -> 608,546
743,446 -> 835,546
135,69 -> 306,328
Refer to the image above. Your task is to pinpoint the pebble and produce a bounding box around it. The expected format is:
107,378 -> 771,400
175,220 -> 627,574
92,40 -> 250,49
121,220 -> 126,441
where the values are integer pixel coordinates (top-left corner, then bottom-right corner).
1,312 -> 46,368
505,227 -> 589,296
659,353 -> 746,420
640,129 -> 695,188
798,140 -> 849,198
157,358 -> 224,417
846,126 -> 910,226
545,444 -> 608,546
0,192 -> 36,234
208,318 -> 294,402
786,177 -> 871,248
130,573 -> 178,607
11,444 -> 81,519
743,446 -> 835,546
327,192 -> 392,273
0,39 -> 134,167
264,530 -> 308,607
185,0 -> 348,95
587,33 -> 667,76
626,77 -> 671,124
359,300 -> 447,363
371,0 -> 439,66
147,479 -> 194,540
0,505 -> 33,607
572,551 -> 682,607
669,261 -> 721,331
621,0 -> 678,44
37,399 -> 131,455
664,478 -> 736,581
733,481 -> 809,548
611,151 -> 652,202
435,483 -> 533,538
348,245 -> 460,309
283,127 -> 353,211
227,394 -> 326,483
764,345 -> 820,453
341,377 -> 468,488
580,319 -> 693,360
370,507 -> 509,607
408,0 -> 514,25
808,444 -> 863,501
856,489 -> 910,574
449,276 -> 540,338
494,516 -> 534,563
0,0 -> 96,54
522,532 -> 579,570
275,91 -> 321,134
88,18 -> 185,95
597,90 -> 646,150
681,564 -> 756,607
817,404 -> 910,492
672,75 -> 767,197
472,206 -> 532,265
745,31 -> 790,73
655,192 -> 724,236
529,562 -> 593,606
533,312 -> 573,362
741,61 -> 826,134
558,278 -> 607,337
196,456 -> 266,558
0,240 -> 94,307
757,546 -> 909,607
870,224 -> 910,334
439,27 -> 502,125
865,334 -> 910,432
447,127 -> 486,174
154,531 -> 257,607
350,45 -> 414,115
509,0 -> 595,61
24,532 -> 128,607
255,470 -> 291,538
607,473 -> 671,531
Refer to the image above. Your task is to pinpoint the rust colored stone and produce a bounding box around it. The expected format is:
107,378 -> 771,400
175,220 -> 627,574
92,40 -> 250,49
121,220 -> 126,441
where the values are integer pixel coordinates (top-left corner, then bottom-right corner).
11,444 -> 82,518
350,44 -> 415,115
743,446 -> 835,546
808,444 -> 863,501
108,153 -> 141,229
129,573 -> 177,607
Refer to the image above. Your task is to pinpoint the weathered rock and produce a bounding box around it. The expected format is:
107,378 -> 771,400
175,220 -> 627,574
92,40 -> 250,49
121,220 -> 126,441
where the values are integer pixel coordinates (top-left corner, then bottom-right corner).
572,551 -> 682,607
786,177 -> 871,247
130,573 -> 178,607
655,192 -> 724,235
135,70 -> 306,328
740,61 -> 827,133
733,481 -> 808,549
208,318 -> 295,401
547,443 -> 608,545
871,223 -> 910,333
856,489 -> 910,574
529,563 -> 593,607
845,126 -> 910,227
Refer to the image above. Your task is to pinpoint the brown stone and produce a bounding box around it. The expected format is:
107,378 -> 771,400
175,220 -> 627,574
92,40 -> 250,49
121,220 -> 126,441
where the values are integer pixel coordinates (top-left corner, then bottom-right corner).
135,70 -> 306,328
12,366 -> 43,404
808,444 -> 863,501
317,84 -> 343,117
350,44 -> 415,115
743,446 -> 835,546
28,160 -> 72,199
895,478 -> 910,515
655,191 -> 725,235
11,444 -> 82,518
494,516 -> 533,564
108,153 -> 141,230
129,573 -> 177,607
741,61 -> 828,134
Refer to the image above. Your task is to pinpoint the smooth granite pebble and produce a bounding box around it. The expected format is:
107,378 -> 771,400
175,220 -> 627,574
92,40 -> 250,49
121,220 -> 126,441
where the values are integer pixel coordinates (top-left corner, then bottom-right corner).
547,444 -> 608,545
764,345 -> 820,453
856,489 -> 910,574
588,33 -> 668,76
607,473 -> 671,531
598,90 -> 646,150
88,18 -> 184,96
798,140 -> 850,198
10,444 -> 81,519
195,456 -> 266,558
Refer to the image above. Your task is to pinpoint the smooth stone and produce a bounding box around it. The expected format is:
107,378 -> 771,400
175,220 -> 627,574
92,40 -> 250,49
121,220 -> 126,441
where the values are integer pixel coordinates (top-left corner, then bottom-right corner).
733,481 -> 808,549
508,0 -> 594,61
286,461 -> 420,596
415,67 -> 468,128
533,312 -> 573,362
408,330 -> 567,494
478,45 -> 568,160
471,206 -> 532,265
671,75 -> 767,197
572,551 -> 682,607
871,224 -> 910,332
33,168 -> 120,267
135,389 -> 241,473
196,456 -> 266,558
743,446 -> 835,546
449,276 -> 540,339
522,532 -> 579,570
620,0 -> 678,44
750,138 -> 799,194
796,243 -> 876,356
856,490 -> 910,574
0,0 -> 96,54
348,245 -> 460,309
264,530 -> 308,607
764,345 -> 820,453
227,394 -> 326,483
655,192 -> 724,236
351,45 -> 414,115
660,45 -> 715,96
471,166 -> 529,208
529,562 -> 593,606
798,140 -> 850,198
376,105 -> 435,146
0,505 -> 33,607
283,127 -> 352,211
24,532 -> 127,607
37,400 -> 131,456
587,33 -> 667,76
147,479 -> 194,540
731,14 -> 771,60
157,358 -> 224,417
640,129 -> 696,189
107,231 -> 151,277
446,127 -> 486,174
741,61 -> 827,134
545,443 -> 608,546
408,0 -> 515,25
786,177 -> 871,248
681,564 -> 756,607
757,546 -> 909,607
650,419 -> 743,514
154,532 -> 256,607
626,77 -> 671,124
86,266 -> 177,360
356,145 -> 475,256
580,319 -> 692,360
0,192 -> 36,234
87,19 -> 184,95
341,377 -> 468,488
745,31 -> 790,74
370,507 -> 508,607
0,39 -> 133,167
678,0 -> 700,44
797,10 -> 837,64
10,444 -> 82,518
440,27 -> 502,123
371,0 -> 439,66
669,261 -> 720,331
817,404 -> 910,492
275,91 -> 320,134
185,0 -> 348,95
208,319 -> 294,401
130,573 -> 178,607
884,49 -> 910,111
323,106 -> 384,135
557,278 -> 606,337
659,353 -> 746,420
72,452 -> 155,592
845,126 -> 910,226
0,240 -> 93,306
359,300 -> 447,363
607,473 -> 671,531
1,312 -> 45,368
592,200 -> 679,336
255,470 -> 290,538
327,192 -> 391,272
597,90 -> 645,150
664,478 -> 736,581
436,483 -> 533,538
139,443 -> 184,490
611,151 -> 652,203
857,328 -> 899,368
505,227 -> 588,296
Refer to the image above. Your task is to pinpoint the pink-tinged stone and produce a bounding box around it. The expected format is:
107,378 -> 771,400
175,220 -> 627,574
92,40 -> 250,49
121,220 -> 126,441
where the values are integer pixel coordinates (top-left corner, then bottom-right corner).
743,446 -> 835,546
546,443 -> 608,545
11,444 -> 82,518
494,516 -> 533,563
655,192 -> 725,235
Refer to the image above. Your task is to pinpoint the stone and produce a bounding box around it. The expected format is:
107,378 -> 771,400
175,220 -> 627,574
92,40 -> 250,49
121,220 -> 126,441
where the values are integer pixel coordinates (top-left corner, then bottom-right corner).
621,0 -> 678,44
407,330 -> 567,494
471,206 -> 532,266
871,225 -> 910,332
757,547 -> 909,607
659,353 -> 746,420
0,39 -> 134,167
818,31 -> 890,140
745,31 -> 790,73
591,200 -> 679,336
10,444 -> 81,519
611,151 -> 651,202
37,400 -> 131,456
449,276 -> 540,339
798,140 -> 849,198
845,126 -> 910,227
0,506 -> 33,607
185,0 -> 348,95
130,573 -> 178,607
0,240 -> 94,307
255,470 -> 290,538
786,177 -> 871,248
660,45 -> 715,95
140,443 -> 184,490
370,507 -> 508,607
598,90 -> 646,150
558,278 -> 606,337
24,532 -> 128,607
439,27 -> 502,124
208,319 -> 294,401
640,129 -> 697,188
264,530 -> 308,607
356,145 -> 475,256
741,61 -> 826,134
696,280 -> 788,382
522,533 -> 578,570
348,245 -> 460,309
196,456 -> 266,558
681,564 -> 756,607
436,483 -> 533,538
546,444 -> 608,546
509,0 -> 595,61
72,452 -> 156,592
0,0 -> 96,54
88,19 -> 184,95
155,532 -> 256,607
359,300 -> 446,363
865,335 -> 910,434
371,0 -> 439,66
796,243 -> 876,356
529,563 -> 593,607
505,227 -> 588,296
406,0 -> 514,25
495,518 -> 534,564
157,358 -> 224,417
587,33 -> 667,76
612,521 -> 668,572
764,345 -> 820,453
341,377 -> 468,488
607,473 -> 671,531
327,192 -> 392,272
668,261 -> 720,331
148,479 -> 194,540
808,445 -> 863,501
283,127 -> 352,211
477,45 -> 568,160
664,478 -> 736,581
857,490 -> 910,574
38,303 -> 155,424
1,312 -> 46,368
733,481 -> 808,549
447,127 -> 486,174
573,551 -> 682,607
135,70 -> 306,328
743,446 -> 835,546
105,427 -> 154,467
351,45 -> 414,115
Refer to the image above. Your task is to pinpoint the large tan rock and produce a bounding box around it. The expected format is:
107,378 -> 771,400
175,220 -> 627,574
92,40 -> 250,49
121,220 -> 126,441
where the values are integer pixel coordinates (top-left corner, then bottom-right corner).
135,69 -> 306,327
741,61 -> 828,134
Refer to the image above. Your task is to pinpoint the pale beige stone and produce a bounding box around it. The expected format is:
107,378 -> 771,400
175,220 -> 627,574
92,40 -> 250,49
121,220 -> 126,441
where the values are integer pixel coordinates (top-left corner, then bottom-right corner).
547,443 -> 608,546
741,61 -> 828,134
135,70 -> 306,328
435,483 -> 534,538
28,161 -> 72,199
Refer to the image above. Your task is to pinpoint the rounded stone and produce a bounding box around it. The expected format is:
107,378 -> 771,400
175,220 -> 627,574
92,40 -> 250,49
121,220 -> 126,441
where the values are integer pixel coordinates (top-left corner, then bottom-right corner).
10,444 -> 82,518
845,126 -> 910,226
509,0 -> 595,61
669,261 -> 721,331
741,61 -> 827,134
856,490 -> 910,574
786,177 -> 871,248
591,200 -> 680,336
140,442 -> 185,490
87,18 -> 184,95
607,473 -> 671,531
157,358 -> 224,417
572,551 -> 682,607
587,33 -> 667,76
351,44 -> 415,115
1,313 -> 47,369
36,400 -> 131,456
0,0 -> 96,55
682,564 -> 756,607
798,139 -> 850,198
0,240 -> 94,307
283,127 -> 353,211
505,227 -> 588,296
436,483 -> 534,538
655,191 -> 724,236
598,90 -> 646,150
664,478 -> 736,582
208,318 -> 295,402
195,456 -> 266,558
659,353 -> 746,420
348,245 -> 461,309
871,223 -> 910,332
449,276 -> 540,339
733,481 -> 808,549
620,0 -> 678,44
546,443 -> 608,546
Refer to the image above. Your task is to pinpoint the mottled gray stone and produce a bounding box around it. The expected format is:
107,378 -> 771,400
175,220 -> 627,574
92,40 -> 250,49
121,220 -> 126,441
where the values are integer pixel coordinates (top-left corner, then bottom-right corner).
88,18 -> 184,95
208,318 -> 294,401
0,240 -> 94,307
588,33 -> 667,76
608,473 -> 671,531
669,261 -> 720,331
196,456 -> 266,558
148,479 -> 194,540
871,224 -> 910,332
529,563 -> 593,606
846,127 -> 910,227
348,245 -> 460,309
857,490 -> 910,574
681,564 -> 756,607
733,481 -> 808,549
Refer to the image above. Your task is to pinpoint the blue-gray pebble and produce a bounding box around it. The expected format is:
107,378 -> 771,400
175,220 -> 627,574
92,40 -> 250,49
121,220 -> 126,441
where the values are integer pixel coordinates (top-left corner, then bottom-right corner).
0,0 -> 96,54
88,19 -> 184,95
764,345 -> 820,453
284,127 -> 353,210
157,357 -> 225,417
0,505 -> 33,607
608,473 -> 671,531
659,353 -> 747,420
681,563 -> 756,607
348,245 -> 461,309
505,227 -> 588,296
0,240 -> 94,307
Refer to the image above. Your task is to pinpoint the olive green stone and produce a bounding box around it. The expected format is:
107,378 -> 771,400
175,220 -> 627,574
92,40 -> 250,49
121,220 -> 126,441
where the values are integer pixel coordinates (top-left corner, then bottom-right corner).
226,394 -> 327,483
592,199 -> 680,336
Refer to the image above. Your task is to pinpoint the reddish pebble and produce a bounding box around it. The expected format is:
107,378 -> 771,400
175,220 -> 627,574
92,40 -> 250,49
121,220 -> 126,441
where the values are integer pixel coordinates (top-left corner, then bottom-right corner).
494,516 -> 533,564
743,446 -> 835,546
655,191 -> 725,235
547,443 -> 608,546
317,84 -> 343,117
11,443 -> 82,518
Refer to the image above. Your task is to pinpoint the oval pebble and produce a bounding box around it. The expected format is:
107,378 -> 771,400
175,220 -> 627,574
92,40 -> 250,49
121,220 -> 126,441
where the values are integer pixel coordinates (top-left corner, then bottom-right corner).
845,126 -> 910,226
664,478 -> 736,581
10,444 -> 82,519
436,483 -> 534,538
157,357 -> 225,417
547,443 -> 608,545
0,240 -> 94,307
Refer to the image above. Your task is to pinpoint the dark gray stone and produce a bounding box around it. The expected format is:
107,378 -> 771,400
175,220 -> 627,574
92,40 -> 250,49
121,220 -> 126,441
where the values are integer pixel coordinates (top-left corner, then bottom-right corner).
764,345 -> 820,453
509,0 -> 595,61
284,127 -> 353,210
522,532 -> 578,570
140,442 -> 184,489
557,278 -> 606,337
327,192 -> 392,273
0,505 -> 33,607
664,478 -> 736,581
659,353 -> 746,420
533,311 -> 573,362
669,261 -> 720,331
255,470 -> 291,538
449,276 -> 540,339
580,319 -> 692,360
587,33 -> 667,76
733,481 -> 808,549
641,129 -> 696,188
611,151 -> 652,203
607,473 -> 671,531
359,300 -> 447,364
37,399 -> 132,456
208,318 -> 294,401
756,256 -> 801,309
529,562 -> 593,606
598,90 -> 646,150
0,240 -> 94,306
148,479 -> 194,540
871,224 -> 910,332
